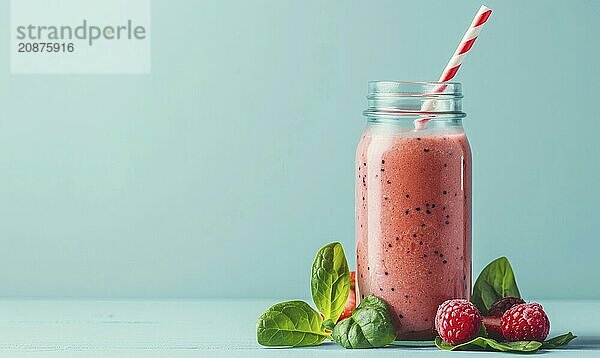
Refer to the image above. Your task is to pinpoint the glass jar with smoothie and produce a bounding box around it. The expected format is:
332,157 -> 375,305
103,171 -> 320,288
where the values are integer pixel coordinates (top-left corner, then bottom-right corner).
355,81 -> 471,341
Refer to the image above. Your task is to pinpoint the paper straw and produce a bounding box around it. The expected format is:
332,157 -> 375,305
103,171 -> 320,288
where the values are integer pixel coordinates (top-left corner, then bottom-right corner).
415,5 -> 492,129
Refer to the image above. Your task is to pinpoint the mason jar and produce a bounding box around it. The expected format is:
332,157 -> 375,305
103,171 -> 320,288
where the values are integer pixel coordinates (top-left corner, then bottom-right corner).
355,81 -> 472,340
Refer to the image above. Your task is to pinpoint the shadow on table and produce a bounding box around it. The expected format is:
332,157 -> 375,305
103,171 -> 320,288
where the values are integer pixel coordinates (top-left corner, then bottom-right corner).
263,336 -> 599,352
566,336 -> 600,350
286,341 -> 434,350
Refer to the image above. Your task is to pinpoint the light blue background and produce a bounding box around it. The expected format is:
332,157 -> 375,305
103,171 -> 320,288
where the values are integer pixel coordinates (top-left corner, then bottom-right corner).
0,0 -> 598,299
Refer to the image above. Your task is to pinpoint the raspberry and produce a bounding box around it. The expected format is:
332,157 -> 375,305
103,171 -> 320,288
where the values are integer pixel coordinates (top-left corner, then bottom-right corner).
488,296 -> 526,317
484,296 -> 526,340
501,303 -> 550,341
435,299 -> 482,345
482,316 -> 503,340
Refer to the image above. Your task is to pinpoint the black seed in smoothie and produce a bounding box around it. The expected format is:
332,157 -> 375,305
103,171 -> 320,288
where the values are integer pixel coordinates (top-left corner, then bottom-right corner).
423,253 -> 427,257
424,148 -> 430,152
375,174 -> 379,178
391,288 -> 395,291
417,138 -> 421,141
388,243 -> 392,248
396,236 -> 400,241
381,160 -> 385,164
444,163 -> 448,167
387,180 -> 391,184
443,190 -> 447,195
384,196 -> 389,200
362,294 -> 365,299
413,234 -> 417,238
463,274 -> 467,281
439,253 -> 444,257
380,168 -> 385,172
442,260 -> 448,264
380,288 -> 383,291
404,294 -> 409,298
434,250 -> 438,254
419,241 -> 423,245
367,266 -> 370,270
431,204 -> 436,208
399,314 -> 404,319
405,210 -> 410,215
426,209 -> 432,214
445,220 -> 450,225
421,223 -> 426,228
446,215 -> 450,218
384,271 -> 389,275
405,194 -> 410,198
363,162 -> 366,166
415,207 -> 421,211
455,193 -> 458,197
362,196 -> 365,201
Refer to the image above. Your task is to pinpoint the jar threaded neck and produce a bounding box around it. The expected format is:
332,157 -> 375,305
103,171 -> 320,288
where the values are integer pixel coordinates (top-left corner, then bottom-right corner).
364,81 -> 465,121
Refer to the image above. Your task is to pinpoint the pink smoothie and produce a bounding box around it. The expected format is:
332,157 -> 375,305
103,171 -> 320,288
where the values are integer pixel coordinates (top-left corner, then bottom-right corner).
355,127 -> 471,340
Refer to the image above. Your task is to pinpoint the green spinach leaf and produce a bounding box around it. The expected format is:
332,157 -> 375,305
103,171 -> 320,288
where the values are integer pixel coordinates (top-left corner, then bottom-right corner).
541,332 -> 577,349
311,242 -> 350,322
472,257 -> 521,314
331,295 -> 396,349
435,336 -> 541,352
322,319 -> 335,331
256,301 -> 328,347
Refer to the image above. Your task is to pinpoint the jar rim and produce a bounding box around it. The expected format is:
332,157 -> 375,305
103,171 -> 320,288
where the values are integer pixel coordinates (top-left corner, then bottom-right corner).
368,81 -> 462,98
365,81 -> 465,120
369,80 -> 460,85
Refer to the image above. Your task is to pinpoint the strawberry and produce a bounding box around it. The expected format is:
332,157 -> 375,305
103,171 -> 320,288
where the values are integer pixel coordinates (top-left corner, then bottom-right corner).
337,271 -> 356,322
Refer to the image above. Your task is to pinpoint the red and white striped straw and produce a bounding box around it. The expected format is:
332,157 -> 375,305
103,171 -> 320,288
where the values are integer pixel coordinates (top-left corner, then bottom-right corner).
416,5 -> 492,128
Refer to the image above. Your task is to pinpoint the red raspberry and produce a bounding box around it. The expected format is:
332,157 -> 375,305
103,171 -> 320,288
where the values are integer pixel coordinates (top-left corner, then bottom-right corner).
482,316 -> 503,341
484,296 -> 526,340
488,296 -> 526,317
501,303 -> 550,341
435,299 -> 482,345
